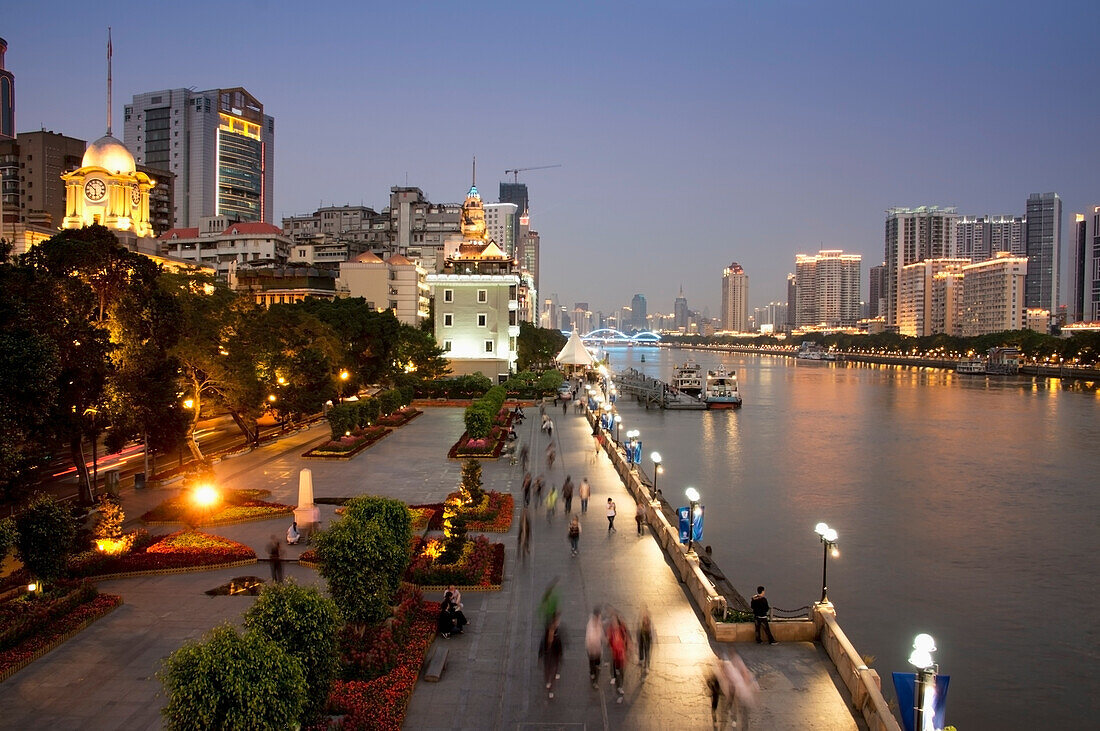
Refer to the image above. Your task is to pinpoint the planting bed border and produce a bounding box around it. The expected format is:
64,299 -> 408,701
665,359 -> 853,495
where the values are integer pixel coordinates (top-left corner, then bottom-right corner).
144,508 -> 293,528
414,583 -> 502,593
0,594 -> 122,684
302,427 -> 392,460
80,558 -> 258,582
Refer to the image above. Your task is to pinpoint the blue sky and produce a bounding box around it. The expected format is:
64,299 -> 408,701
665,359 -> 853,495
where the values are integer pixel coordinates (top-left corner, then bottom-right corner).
7,0 -> 1099,315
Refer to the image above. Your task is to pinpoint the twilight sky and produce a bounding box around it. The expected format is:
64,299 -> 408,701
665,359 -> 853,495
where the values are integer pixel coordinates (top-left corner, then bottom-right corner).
7,0 -> 1100,316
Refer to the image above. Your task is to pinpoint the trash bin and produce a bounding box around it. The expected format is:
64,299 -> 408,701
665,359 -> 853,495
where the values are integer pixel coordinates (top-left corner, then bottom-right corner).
105,469 -> 120,498
134,472 -> 146,490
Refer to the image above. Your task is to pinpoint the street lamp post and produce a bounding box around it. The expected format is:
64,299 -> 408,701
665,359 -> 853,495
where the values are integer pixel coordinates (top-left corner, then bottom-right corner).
650,451 -> 662,499
814,522 -> 839,603
684,487 -> 700,553
908,633 -> 938,731
614,414 -> 622,443
339,369 -> 350,402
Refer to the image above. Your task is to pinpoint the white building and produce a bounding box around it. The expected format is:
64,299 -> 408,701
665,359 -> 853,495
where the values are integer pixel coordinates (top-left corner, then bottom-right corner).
896,258 -> 968,336
426,184 -> 519,379
159,215 -> 290,276
721,262 -> 749,332
794,250 -> 862,329
884,206 -> 959,326
956,215 -> 1025,262
960,253 -> 1028,336
484,202 -> 518,257
339,252 -> 429,326
125,88 -> 274,228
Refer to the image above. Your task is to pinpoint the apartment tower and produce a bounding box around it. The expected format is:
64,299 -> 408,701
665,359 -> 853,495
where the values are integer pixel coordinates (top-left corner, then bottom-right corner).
721,262 -> 749,332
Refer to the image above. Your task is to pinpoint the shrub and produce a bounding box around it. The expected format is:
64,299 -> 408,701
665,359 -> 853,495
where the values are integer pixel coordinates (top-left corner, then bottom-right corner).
360,397 -> 381,426
245,582 -> 340,723
328,403 -> 356,440
93,496 -> 125,542
459,460 -> 485,506
0,518 -> 16,560
463,404 -> 492,440
160,624 -> 307,731
377,389 -> 401,416
15,493 -> 76,582
536,369 -> 564,393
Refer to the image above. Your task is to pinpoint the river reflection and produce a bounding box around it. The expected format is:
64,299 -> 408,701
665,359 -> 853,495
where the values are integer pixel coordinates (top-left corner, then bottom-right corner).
606,345 -> 1099,729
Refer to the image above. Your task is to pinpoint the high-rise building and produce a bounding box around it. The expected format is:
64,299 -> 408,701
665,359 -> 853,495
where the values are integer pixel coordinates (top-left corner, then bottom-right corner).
884,206 -> 959,326
1071,207 -> 1100,323
868,263 -> 887,319
721,263 -> 749,332
484,202 -> 518,257
1024,192 -> 1061,313
786,273 -> 797,330
961,253 -> 1028,336
499,182 -> 528,248
674,287 -> 689,331
124,87 -> 274,227
793,250 -> 862,329
956,215 -> 1025,262
0,38 -> 14,142
0,130 -> 85,228
754,302 -> 789,333
630,294 -> 647,331
516,209 -> 539,295
896,258 -> 969,336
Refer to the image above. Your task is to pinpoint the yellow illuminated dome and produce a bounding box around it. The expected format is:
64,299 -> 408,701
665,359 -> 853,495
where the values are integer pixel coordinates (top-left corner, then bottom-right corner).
82,134 -> 136,174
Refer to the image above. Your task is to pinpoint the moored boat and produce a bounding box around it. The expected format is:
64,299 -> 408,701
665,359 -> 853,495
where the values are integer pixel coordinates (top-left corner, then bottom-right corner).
703,366 -> 742,408
956,358 -> 987,374
796,341 -> 836,361
672,359 -> 704,397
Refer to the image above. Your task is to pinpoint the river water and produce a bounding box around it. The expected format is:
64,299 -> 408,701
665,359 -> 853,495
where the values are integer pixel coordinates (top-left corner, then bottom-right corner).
601,345 -> 1099,730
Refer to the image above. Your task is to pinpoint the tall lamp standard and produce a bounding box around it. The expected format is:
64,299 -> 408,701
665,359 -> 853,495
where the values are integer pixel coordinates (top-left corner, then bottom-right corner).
339,369 -> 350,402
614,414 -> 622,444
908,633 -> 938,731
685,486 -> 701,553
650,451 -> 662,499
814,522 -> 839,603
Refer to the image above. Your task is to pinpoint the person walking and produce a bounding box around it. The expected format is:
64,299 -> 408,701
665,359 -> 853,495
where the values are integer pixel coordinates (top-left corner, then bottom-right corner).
568,515 -> 581,556
635,501 -> 646,535
268,536 -> 283,583
751,586 -> 778,645
562,400 -> 568,416
562,475 -> 575,514
579,478 -> 591,514
539,615 -> 565,699
522,471 -> 532,507
606,498 -> 617,533
546,418 -> 554,440
535,475 -> 545,509
637,608 -> 653,672
545,484 -> 558,523
518,507 -> 531,561
520,444 -> 530,472
585,608 -> 605,688
607,613 -> 629,702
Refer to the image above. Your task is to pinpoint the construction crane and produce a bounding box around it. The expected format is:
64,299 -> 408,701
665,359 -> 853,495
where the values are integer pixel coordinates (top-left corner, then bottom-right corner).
504,164 -> 562,183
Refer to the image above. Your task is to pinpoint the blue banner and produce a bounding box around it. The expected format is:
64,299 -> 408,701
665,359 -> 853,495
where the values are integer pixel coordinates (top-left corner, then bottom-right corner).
677,506 -> 704,542
891,673 -> 950,731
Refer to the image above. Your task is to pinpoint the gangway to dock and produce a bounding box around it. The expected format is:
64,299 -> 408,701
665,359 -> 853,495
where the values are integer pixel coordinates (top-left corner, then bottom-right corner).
614,368 -> 706,409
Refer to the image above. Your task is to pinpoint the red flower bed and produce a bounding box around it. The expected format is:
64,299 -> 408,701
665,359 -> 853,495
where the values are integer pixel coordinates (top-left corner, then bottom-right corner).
338,585 -> 423,680
405,535 -> 503,588
408,503 -> 444,531
141,488 -> 291,525
377,408 -> 421,427
327,602 -> 438,731
69,530 -> 255,578
443,491 -> 513,533
447,431 -> 507,459
0,589 -> 121,679
409,507 -> 436,533
304,426 -> 389,458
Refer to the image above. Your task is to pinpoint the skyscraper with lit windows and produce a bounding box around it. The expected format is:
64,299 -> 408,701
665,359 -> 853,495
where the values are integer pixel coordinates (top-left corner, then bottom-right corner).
721,263 -> 748,332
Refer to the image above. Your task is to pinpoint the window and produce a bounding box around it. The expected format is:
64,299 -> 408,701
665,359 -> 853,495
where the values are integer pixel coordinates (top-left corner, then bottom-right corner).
477,313 -> 487,327
443,289 -> 453,302
477,289 -> 487,303
443,340 -> 452,352
443,313 -> 453,327
485,340 -> 494,353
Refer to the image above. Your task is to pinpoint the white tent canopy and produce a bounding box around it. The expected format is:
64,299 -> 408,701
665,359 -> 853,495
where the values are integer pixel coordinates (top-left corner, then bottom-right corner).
555,331 -> 595,367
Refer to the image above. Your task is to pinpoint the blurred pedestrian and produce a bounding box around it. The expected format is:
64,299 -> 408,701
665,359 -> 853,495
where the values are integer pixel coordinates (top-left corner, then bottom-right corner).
637,607 -> 653,671
635,501 -> 646,535
520,444 -> 530,471
522,472 -> 532,506
562,475 -> 575,514
607,612 -> 629,701
546,418 -> 554,440
579,478 -> 591,513
539,614 -> 565,699
538,579 -> 561,630
568,515 -> 581,556
724,650 -> 759,728
562,400 -> 568,416
518,507 -> 531,561
535,475 -> 545,508
606,498 -> 617,533
545,484 -> 558,522
268,536 -> 283,583
585,607 -> 605,687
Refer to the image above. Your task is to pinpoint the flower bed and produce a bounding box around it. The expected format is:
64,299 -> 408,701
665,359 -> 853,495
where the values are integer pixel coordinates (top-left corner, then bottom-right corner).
68,530 -> 256,579
408,507 -> 435,533
0,585 -> 122,682
327,601 -> 438,731
447,431 -> 507,459
444,491 -> 513,533
405,535 -> 503,589
303,425 -> 390,460
376,407 -> 421,428
408,503 -> 444,531
141,488 -> 293,526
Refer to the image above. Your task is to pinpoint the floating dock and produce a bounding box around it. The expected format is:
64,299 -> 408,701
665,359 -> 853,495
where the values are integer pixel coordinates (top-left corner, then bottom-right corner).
614,368 -> 707,409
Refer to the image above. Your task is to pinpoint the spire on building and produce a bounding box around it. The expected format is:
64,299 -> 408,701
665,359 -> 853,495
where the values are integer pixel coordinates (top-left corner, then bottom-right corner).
106,28 -> 113,136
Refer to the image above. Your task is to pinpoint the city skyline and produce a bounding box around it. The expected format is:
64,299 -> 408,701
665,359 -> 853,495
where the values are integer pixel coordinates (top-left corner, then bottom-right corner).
4,1 -> 1099,314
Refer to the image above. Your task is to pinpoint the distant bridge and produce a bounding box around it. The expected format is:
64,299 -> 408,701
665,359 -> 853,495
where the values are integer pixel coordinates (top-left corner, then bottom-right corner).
568,328 -> 662,344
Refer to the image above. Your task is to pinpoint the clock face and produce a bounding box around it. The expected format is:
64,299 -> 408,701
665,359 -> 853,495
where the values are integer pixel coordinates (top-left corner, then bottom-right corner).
84,178 -> 107,202
131,187 -> 141,206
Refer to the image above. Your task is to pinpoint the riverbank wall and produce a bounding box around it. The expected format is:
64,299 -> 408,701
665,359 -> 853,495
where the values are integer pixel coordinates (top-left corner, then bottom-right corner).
585,406 -> 901,731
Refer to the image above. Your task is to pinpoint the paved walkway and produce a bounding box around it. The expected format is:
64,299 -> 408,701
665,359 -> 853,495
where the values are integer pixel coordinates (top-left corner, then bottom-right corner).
0,406 -> 861,729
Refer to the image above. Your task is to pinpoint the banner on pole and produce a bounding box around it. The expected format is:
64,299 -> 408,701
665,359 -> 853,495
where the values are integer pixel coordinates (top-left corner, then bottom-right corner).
891,672 -> 950,731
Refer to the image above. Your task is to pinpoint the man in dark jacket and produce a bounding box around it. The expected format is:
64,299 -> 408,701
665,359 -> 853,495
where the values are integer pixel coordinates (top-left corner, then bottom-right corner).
751,586 -> 777,644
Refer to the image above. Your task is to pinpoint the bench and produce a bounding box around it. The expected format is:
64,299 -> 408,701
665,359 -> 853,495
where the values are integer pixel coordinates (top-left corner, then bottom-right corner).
423,648 -> 448,682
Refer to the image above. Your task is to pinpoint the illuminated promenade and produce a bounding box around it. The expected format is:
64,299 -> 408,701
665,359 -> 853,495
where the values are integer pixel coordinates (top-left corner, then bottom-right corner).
0,409 -> 861,729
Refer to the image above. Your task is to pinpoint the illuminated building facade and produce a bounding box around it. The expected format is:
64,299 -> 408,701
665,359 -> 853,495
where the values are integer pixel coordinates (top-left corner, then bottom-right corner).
896,258 -> 968,336
484,202 -> 517,257
124,87 -> 274,227
884,206 -> 959,327
1024,192 -> 1061,314
721,262 -> 749,332
0,130 -> 85,229
956,215 -> 1025,262
960,253 -> 1028,336
794,250 -> 862,329
427,181 -> 519,380
1071,207 -> 1100,323
159,216 -> 290,276
61,134 -> 157,246
339,252 -> 429,326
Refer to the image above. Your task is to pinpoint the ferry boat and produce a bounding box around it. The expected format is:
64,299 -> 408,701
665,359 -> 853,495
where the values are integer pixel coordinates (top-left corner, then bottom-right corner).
703,366 -> 742,409
796,341 -> 837,361
672,359 -> 704,397
956,358 -> 987,374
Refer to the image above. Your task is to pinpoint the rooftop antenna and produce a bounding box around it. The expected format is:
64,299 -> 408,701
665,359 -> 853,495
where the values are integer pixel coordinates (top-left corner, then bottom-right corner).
106,27 -> 113,135
472,156 -> 476,187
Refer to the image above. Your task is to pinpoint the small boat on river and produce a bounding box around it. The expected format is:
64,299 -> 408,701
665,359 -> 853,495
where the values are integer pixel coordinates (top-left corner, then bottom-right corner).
956,358 -> 987,374
703,366 -> 742,409
796,341 -> 837,361
672,359 -> 704,397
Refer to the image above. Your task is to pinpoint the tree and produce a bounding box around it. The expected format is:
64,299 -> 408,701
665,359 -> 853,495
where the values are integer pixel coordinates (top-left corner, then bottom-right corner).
93,496 -> 125,542
14,493 -> 76,582
244,582 -> 340,723
392,323 -> 450,380
459,459 -> 485,506
299,298 -> 403,383
517,321 -> 567,371
160,624 -> 306,731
